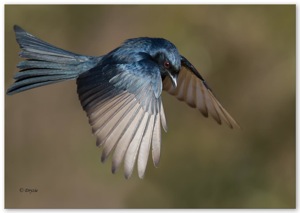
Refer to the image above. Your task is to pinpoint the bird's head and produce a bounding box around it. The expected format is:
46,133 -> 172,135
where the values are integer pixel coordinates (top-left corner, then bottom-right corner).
121,37 -> 181,88
148,38 -> 181,88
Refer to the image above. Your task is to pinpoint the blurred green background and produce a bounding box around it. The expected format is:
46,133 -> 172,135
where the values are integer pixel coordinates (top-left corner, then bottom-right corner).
5,5 -> 295,208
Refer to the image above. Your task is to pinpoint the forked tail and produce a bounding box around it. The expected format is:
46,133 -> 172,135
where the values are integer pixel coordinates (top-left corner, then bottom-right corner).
7,25 -> 100,95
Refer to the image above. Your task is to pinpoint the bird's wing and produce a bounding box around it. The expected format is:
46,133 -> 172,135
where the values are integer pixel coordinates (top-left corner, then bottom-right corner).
77,59 -> 166,179
163,55 -> 239,128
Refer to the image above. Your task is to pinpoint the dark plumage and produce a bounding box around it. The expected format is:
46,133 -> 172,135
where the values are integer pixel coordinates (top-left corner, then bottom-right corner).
7,25 -> 239,179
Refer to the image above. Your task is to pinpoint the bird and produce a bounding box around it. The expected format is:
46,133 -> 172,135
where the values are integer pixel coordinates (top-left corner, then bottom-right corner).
7,25 -> 239,179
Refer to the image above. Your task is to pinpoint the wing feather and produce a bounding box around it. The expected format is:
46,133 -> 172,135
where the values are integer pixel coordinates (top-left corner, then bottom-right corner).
184,71 -> 196,108
207,90 -> 239,128
204,85 -> 221,124
76,59 -> 167,178
163,75 -> 176,95
111,104 -> 144,173
174,68 -> 186,100
195,77 -> 208,117
100,95 -> 137,160
124,113 -> 150,179
160,100 -> 168,132
163,56 -> 239,128
137,114 -> 155,178
152,109 -> 161,167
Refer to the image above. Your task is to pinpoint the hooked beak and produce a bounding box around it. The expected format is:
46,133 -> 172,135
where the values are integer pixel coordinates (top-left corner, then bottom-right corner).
166,70 -> 178,88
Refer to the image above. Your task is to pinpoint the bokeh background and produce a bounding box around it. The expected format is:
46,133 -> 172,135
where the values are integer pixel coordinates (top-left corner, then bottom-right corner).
5,5 -> 295,208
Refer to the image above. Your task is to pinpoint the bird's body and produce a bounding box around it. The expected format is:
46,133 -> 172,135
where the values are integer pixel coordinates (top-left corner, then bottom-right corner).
7,26 -> 239,179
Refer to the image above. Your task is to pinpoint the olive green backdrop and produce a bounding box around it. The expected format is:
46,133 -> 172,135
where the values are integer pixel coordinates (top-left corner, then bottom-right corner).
5,5 -> 295,208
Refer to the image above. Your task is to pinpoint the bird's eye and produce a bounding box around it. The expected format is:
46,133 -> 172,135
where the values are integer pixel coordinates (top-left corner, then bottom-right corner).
164,61 -> 170,69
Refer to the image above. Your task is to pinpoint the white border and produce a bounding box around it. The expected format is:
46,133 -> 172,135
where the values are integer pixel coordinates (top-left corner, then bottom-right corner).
1,1 -> 298,213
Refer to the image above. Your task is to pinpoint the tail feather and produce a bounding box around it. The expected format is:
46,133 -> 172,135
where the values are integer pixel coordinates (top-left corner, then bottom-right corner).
17,60 -> 77,70
19,51 -> 79,64
7,25 -> 100,95
14,25 -> 81,61
8,75 -> 78,94
14,69 -> 77,80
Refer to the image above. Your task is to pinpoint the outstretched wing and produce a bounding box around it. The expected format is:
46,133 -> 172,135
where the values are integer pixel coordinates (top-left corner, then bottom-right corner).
77,59 -> 166,179
163,55 -> 239,128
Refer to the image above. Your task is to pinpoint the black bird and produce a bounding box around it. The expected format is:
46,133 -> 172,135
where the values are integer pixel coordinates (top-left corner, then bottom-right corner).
7,25 -> 239,179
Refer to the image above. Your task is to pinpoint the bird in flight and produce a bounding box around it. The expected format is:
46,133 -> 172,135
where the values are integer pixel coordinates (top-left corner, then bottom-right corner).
7,25 -> 239,179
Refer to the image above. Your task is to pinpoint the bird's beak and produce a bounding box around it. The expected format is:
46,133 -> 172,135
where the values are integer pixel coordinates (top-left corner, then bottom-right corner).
167,70 -> 178,88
